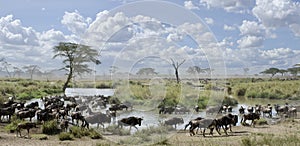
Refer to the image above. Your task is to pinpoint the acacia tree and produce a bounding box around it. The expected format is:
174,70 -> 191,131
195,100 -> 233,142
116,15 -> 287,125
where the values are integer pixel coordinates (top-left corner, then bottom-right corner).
53,42 -> 101,92
23,65 -> 40,80
170,58 -> 185,84
278,69 -> 288,76
260,67 -> 279,78
186,66 -> 201,75
0,58 -> 13,78
136,68 -> 157,76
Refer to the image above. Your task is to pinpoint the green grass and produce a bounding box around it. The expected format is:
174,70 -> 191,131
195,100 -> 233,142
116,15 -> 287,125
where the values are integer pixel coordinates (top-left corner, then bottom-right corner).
232,80 -> 300,100
241,133 -> 300,146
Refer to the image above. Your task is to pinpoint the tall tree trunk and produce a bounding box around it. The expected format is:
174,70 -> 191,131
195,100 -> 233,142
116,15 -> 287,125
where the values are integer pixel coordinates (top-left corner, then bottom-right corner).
63,67 -> 73,92
175,69 -> 180,84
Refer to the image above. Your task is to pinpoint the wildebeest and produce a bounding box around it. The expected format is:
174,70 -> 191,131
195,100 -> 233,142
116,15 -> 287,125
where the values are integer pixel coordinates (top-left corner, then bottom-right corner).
25,101 -> 39,109
206,106 -> 222,114
288,107 -> 297,117
247,106 -> 254,113
59,119 -> 69,132
159,106 -> 175,114
261,105 -> 272,118
0,106 -> 16,122
164,117 -> 184,129
184,117 -> 204,134
241,113 -> 260,127
118,116 -> 143,131
16,122 -> 37,138
16,109 -> 37,121
239,106 -> 245,114
215,114 -> 238,135
71,112 -> 85,126
84,112 -> 111,129
274,104 -> 289,115
174,106 -> 190,114
189,118 -> 220,137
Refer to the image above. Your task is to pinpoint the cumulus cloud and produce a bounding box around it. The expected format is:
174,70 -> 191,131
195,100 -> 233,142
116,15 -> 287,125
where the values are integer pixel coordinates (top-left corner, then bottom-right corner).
200,0 -> 255,13
252,0 -> 300,37
237,35 -> 264,49
224,24 -> 236,31
0,15 -> 39,46
61,10 -> 91,35
184,1 -> 199,10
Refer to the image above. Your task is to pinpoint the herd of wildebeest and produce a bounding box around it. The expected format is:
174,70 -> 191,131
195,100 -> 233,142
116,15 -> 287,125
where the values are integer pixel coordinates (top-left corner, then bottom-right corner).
0,94 -> 298,138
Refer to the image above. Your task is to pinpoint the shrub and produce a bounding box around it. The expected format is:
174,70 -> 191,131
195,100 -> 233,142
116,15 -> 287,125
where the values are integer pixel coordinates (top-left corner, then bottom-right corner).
256,118 -> 268,125
4,116 -> 23,132
89,129 -> 103,139
69,126 -> 90,138
42,120 -> 60,135
59,132 -> 73,141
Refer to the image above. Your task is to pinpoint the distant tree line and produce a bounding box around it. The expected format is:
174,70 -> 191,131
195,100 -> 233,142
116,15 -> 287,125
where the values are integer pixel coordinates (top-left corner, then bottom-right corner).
260,64 -> 300,78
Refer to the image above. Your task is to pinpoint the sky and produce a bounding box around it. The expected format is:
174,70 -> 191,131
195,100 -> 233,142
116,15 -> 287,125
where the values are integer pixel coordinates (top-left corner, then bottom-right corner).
1,0 -> 300,77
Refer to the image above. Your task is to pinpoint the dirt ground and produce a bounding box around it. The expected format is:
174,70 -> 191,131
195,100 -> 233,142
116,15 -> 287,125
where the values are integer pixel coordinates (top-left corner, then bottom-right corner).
0,118 -> 299,146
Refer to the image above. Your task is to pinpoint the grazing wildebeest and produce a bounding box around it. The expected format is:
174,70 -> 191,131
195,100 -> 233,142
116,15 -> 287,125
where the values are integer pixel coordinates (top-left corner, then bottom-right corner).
16,122 -> 37,138
118,116 -> 143,131
239,106 -> 245,114
184,117 -> 204,134
164,117 -> 184,129
241,113 -> 260,127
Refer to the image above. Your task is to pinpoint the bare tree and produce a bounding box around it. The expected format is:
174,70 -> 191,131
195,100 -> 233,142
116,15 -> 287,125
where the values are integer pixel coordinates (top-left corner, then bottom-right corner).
170,58 -> 185,84
23,65 -> 40,80
0,58 -> 13,78
12,67 -> 23,78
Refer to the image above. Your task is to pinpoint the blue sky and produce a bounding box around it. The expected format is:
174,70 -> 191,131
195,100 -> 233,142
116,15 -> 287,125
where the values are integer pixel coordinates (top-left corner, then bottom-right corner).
1,0 -> 300,77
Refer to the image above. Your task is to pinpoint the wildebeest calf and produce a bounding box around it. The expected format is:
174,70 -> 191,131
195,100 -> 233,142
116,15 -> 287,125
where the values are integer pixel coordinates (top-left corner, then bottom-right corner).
16,122 -> 37,138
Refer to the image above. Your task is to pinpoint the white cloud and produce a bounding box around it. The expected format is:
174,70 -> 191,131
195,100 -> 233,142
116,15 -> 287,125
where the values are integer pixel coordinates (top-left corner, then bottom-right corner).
224,24 -> 236,31
184,1 -> 199,10
0,15 -> 39,46
239,20 -> 265,36
61,10 -> 90,35
204,17 -> 214,25
200,0 -> 255,13
237,35 -> 264,49
252,0 -> 300,37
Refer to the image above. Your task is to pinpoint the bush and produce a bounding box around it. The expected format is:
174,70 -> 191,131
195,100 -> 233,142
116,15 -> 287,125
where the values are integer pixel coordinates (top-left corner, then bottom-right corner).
69,126 -> 90,138
4,116 -> 23,132
42,120 -> 60,135
89,129 -> 103,139
59,132 -> 73,141
222,96 -> 238,106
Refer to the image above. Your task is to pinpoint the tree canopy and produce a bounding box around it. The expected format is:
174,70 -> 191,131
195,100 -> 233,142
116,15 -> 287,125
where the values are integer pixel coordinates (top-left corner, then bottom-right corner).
136,68 -> 157,75
260,67 -> 280,78
53,42 -> 101,92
